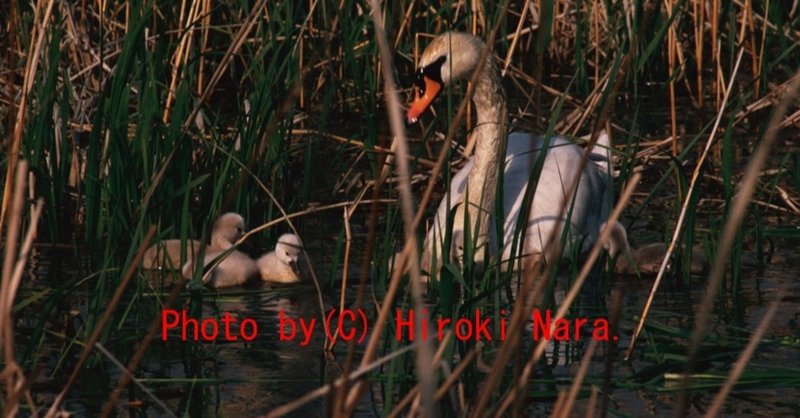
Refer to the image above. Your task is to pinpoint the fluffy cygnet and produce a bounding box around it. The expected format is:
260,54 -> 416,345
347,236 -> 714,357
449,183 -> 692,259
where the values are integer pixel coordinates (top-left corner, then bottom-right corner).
614,243 -> 708,275
142,212 -> 245,270
182,248 -> 258,288
256,233 -> 304,283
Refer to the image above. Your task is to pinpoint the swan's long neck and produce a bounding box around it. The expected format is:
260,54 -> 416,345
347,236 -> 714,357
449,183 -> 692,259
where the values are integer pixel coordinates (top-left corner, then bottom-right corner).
464,58 -> 507,246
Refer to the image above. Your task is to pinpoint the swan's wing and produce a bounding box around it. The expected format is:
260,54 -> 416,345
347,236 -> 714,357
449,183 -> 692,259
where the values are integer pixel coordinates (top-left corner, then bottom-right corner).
499,134 -> 614,261
421,159 -> 471,273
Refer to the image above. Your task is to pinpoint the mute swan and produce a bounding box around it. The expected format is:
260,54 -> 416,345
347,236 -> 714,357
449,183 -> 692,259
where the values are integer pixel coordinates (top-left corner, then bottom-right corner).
407,32 -> 629,273
142,212 -> 246,270
256,233 -> 304,283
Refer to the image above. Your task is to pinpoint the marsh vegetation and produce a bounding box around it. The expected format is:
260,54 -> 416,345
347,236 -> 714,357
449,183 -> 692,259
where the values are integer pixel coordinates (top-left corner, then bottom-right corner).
1,0 -> 799,416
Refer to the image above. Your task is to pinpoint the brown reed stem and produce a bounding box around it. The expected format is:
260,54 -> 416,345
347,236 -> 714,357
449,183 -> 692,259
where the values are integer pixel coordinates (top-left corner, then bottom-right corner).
626,49 -> 745,361
99,278 -> 186,418
673,65 -> 800,418
45,227 -> 157,418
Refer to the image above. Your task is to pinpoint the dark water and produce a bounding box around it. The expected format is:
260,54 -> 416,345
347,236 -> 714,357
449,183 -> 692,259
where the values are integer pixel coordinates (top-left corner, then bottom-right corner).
11,122 -> 800,416
15,213 -> 800,417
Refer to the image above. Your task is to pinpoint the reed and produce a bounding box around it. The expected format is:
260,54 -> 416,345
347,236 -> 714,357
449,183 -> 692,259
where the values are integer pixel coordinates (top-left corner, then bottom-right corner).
1,0 -> 798,416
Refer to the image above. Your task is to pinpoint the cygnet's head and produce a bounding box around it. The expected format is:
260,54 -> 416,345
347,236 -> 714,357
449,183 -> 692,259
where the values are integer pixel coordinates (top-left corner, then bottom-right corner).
213,212 -> 246,244
275,233 -> 303,272
600,221 -> 630,257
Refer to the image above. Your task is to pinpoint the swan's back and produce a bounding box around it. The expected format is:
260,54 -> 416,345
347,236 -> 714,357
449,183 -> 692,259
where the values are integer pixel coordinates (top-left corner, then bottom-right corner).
422,132 -> 614,271
500,133 -> 612,263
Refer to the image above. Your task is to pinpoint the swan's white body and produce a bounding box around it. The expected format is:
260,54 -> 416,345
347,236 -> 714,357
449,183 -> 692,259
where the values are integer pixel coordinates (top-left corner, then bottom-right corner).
257,233 -> 304,283
425,133 -> 616,270
409,32 -> 628,272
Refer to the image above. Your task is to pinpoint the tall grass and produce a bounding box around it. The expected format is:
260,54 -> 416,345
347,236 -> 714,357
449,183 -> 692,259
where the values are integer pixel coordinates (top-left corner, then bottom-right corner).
1,0 -> 798,416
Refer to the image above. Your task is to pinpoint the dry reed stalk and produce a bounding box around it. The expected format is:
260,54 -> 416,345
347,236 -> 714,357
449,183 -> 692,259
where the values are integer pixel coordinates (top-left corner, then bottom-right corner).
98,277 -> 187,418
4,0 -> 19,138
2,0 -> 56,230
699,196 -> 799,215
393,0 -> 418,49
598,290 -> 623,418
475,187 -> 576,415
555,338 -> 599,418
238,198 -> 395,243
45,226 -> 156,418
395,331 -> 454,417
292,129 -> 437,168
94,342 -> 176,418
775,186 -> 800,215
181,0 -> 268,132
1,161 -> 44,417
198,0 -> 211,96
712,0 -> 720,107
592,0 -> 600,88
551,391 -> 567,418
702,290 -> 784,417
563,69 -> 612,137
694,0 -> 705,107
361,3 -> 436,415
479,2 -> 654,410
733,0 -> 800,39
162,0 -> 197,123
666,0 -> 679,157
60,2 -> 87,82
265,343 -> 421,417
743,0 -> 760,99
504,65 -> 627,137
626,49 -> 745,360
674,66 -> 800,418
493,171 -> 641,416
187,141 -> 327,327
1,162 -> 27,409
585,385 -> 599,418
501,0 -> 534,77
324,206 -> 353,350
434,348 -> 478,404
342,4 -> 513,414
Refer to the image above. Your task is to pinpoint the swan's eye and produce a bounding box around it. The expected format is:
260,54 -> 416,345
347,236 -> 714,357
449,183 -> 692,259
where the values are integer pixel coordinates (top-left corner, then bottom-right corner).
414,70 -> 426,96
414,55 -> 447,96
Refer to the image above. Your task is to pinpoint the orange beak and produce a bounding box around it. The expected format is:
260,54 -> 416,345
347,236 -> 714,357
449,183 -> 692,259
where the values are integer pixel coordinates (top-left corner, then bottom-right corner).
406,75 -> 442,125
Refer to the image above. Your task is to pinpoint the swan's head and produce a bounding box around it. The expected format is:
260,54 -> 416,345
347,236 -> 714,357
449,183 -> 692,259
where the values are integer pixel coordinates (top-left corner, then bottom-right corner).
275,233 -> 303,272
212,212 -> 246,244
407,32 -> 486,124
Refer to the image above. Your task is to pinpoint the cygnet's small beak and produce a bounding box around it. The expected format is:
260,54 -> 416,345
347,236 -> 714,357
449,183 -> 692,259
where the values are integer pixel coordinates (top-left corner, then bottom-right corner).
406,75 -> 441,125
289,259 -> 299,274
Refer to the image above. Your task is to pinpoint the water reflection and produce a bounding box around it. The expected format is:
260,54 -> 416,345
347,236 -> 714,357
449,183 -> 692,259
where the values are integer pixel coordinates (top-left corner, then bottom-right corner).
15,235 -> 800,416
